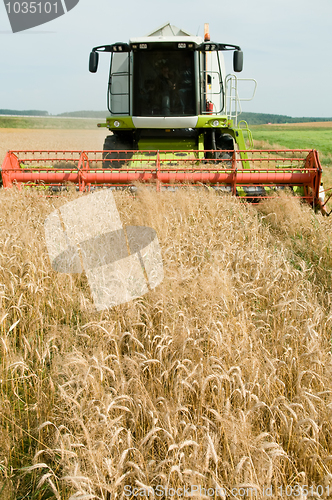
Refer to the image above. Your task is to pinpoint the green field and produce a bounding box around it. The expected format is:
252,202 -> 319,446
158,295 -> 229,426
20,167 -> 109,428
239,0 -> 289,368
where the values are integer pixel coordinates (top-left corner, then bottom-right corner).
0,115 -> 103,129
251,123 -> 332,164
250,123 -> 332,189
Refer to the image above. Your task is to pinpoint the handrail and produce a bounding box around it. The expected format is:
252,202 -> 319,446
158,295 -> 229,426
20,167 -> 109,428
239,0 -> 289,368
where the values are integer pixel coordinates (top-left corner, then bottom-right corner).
225,75 -> 257,126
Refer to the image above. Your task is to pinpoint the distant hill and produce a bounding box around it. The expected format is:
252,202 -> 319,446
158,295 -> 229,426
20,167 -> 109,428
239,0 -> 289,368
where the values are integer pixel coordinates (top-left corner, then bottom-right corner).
0,109 -> 48,116
1,109 -> 331,124
0,110 -> 107,118
56,110 -> 109,119
57,111 -> 332,123
240,112 -> 332,125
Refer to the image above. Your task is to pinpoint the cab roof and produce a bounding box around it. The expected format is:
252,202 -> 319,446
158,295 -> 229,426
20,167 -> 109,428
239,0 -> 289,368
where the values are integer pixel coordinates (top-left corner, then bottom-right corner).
130,22 -> 203,46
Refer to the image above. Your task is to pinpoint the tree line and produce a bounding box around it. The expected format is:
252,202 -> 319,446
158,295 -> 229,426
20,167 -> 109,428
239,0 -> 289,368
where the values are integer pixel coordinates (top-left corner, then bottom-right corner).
1,109 -> 331,123
240,112 -> 332,125
0,109 -> 49,116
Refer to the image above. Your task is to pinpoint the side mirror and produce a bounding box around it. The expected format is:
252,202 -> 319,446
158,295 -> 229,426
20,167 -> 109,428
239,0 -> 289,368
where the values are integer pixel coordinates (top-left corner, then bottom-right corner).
233,50 -> 243,72
89,51 -> 99,73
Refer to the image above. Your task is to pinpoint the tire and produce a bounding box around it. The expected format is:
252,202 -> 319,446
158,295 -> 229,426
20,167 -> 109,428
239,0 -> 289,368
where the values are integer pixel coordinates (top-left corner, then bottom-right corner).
204,132 -> 234,166
102,134 -> 134,169
242,185 -> 266,203
215,133 -> 234,163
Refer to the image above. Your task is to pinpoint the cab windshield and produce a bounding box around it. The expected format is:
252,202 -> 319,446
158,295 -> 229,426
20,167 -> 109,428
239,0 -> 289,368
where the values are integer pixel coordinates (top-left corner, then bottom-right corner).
133,50 -> 196,117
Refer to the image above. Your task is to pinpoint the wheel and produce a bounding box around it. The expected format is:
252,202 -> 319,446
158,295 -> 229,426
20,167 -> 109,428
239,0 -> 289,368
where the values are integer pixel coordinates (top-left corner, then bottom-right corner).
204,131 -> 234,166
215,133 -> 234,164
102,134 -> 134,169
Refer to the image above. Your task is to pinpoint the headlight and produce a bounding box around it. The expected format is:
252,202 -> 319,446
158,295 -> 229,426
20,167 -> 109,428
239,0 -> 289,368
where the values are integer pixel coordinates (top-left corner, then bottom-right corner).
212,120 -> 219,127
114,121 -> 120,127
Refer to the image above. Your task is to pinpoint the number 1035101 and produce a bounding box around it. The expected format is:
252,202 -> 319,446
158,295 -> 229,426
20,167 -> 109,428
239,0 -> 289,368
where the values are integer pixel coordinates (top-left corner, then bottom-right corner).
276,485 -> 329,496
5,2 -> 59,14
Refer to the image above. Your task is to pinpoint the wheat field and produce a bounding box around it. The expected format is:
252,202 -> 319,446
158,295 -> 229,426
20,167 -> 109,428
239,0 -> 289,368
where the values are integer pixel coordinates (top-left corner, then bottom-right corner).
1,127 -> 332,499
1,184 -> 332,499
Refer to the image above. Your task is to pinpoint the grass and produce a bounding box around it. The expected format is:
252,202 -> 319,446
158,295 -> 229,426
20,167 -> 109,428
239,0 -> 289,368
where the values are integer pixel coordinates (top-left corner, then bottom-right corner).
0,116 -> 104,130
251,125 -> 332,160
250,123 -> 332,193
1,187 -> 332,498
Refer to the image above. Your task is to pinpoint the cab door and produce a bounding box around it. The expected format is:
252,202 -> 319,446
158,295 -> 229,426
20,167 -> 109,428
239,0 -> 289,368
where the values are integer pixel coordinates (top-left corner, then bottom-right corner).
108,52 -> 130,115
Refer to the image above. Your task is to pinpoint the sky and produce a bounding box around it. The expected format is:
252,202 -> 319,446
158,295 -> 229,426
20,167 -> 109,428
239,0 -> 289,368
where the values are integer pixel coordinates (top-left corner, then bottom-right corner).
0,0 -> 331,117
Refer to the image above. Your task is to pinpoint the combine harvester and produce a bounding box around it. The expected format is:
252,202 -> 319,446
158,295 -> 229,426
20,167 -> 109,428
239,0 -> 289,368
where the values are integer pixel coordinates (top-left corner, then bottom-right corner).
1,23 -> 328,213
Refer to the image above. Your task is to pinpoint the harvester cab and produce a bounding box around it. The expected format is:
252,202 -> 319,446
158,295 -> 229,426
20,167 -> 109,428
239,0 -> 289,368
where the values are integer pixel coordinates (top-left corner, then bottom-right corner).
89,22 -> 256,166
